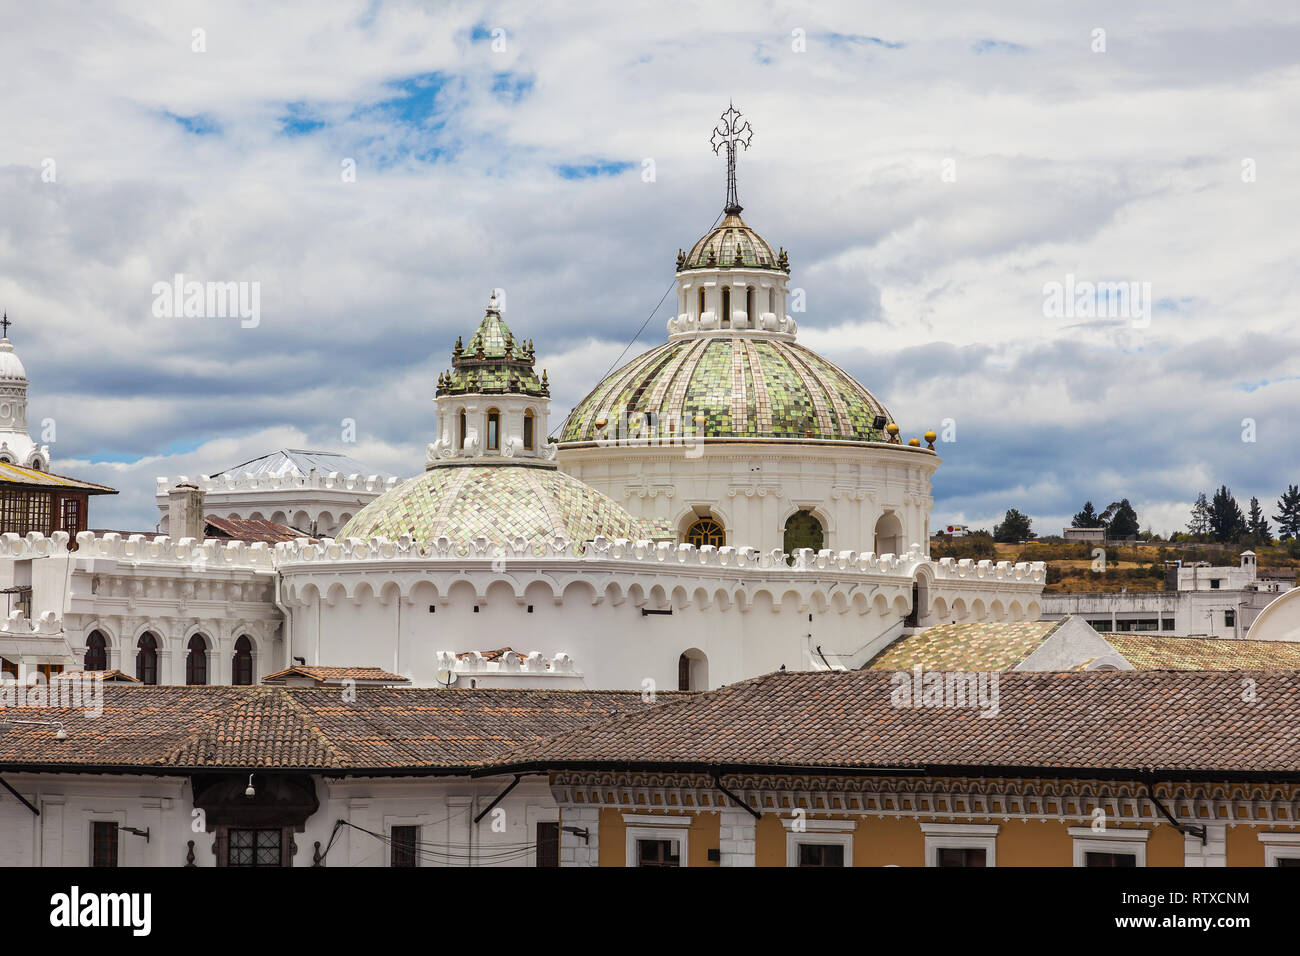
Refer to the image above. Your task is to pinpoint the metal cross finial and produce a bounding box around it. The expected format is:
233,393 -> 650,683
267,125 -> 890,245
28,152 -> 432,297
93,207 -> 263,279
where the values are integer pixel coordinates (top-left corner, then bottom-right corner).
710,102 -> 753,216
0,313 -> 9,339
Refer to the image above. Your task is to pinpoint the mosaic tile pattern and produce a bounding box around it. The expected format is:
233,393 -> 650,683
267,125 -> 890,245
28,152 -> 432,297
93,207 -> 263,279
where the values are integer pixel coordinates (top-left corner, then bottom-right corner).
1101,635 -> 1300,670
560,336 -> 893,443
679,213 -> 782,271
337,464 -> 669,543
438,308 -> 547,397
866,620 -> 1066,671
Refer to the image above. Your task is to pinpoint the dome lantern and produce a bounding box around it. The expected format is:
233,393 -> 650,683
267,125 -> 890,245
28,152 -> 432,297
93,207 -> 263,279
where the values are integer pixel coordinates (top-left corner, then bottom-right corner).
425,292 -> 556,469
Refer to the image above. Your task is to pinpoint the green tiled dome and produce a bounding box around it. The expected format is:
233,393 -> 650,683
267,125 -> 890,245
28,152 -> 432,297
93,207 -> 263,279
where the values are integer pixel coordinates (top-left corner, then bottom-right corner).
559,337 -> 892,444
677,214 -> 786,272
437,304 -> 548,398
337,463 -> 666,543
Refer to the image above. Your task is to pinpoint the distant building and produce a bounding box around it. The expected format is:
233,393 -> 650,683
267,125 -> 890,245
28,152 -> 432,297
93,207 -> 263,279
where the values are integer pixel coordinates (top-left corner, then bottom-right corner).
155,448 -> 397,537
1041,551 -> 1290,638
1062,527 -> 1105,543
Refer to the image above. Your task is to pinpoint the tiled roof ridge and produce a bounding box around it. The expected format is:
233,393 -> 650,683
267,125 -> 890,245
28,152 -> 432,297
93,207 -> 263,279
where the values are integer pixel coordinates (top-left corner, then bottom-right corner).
156,686 -> 345,769
492,680 -> 718,764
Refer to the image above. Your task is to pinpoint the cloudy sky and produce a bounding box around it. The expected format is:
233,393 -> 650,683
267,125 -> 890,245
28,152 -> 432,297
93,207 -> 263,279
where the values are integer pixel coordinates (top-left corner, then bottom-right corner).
2,1 -> 1297,535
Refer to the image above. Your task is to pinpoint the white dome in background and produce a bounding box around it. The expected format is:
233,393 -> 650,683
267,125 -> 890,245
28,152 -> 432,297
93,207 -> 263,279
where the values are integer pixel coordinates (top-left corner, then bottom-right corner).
0,339 -> 29,382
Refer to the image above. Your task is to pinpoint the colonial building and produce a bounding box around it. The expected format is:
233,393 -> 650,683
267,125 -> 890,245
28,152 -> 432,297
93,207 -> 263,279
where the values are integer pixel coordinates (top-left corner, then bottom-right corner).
1042,552 -> 1291,638
0,671 -> 1296,867
0,114 -> 1046,690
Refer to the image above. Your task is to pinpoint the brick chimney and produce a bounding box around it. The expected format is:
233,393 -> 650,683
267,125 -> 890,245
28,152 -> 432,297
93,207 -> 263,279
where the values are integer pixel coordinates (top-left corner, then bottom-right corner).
167,482 -> 206,540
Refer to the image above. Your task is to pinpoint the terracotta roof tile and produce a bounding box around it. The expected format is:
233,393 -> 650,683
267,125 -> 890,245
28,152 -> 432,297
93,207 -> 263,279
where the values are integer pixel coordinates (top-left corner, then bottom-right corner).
495,669 -> 1300,776
0,685 -> 663,772
260,665 -> 409,684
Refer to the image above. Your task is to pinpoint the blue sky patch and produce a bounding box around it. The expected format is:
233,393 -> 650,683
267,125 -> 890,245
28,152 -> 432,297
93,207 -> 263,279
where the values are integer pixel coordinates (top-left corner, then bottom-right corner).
163,111 -> 221,135
554,160 -> 634,180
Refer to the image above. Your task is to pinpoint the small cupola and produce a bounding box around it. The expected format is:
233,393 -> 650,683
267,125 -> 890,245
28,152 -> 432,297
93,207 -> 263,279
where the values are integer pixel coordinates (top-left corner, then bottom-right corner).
426,292 -> 556,468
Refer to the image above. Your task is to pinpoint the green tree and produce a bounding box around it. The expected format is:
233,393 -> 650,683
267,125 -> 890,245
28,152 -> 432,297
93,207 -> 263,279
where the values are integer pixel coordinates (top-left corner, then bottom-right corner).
1104,499 -> 1140,539
1071,501 -> 1103,528
1275,485 -> 1300,541
1209,485 -> 1247,543
1247,496 -> 1272,544
1187,492 -> 1211,538
993,508 -> 1033,543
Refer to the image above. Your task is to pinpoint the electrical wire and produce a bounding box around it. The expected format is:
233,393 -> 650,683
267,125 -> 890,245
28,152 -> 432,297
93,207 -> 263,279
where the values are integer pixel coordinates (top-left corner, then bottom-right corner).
548,210 -> 726,442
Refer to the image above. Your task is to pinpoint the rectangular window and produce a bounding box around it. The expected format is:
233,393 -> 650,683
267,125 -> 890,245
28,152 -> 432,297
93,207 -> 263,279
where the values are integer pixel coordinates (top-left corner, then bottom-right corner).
1161,618 -> 1175,630
228,828 -> 283,867
390,825 -> 419,867
91,821 -> 119,868
1071,827 -> 1148,866
1210,579 -> 1221,589
1225,610 -> 1236,628
636,839 -> 680,867
936,847 -> 987,867
535,822 -> 559,868
59,497 -> 82,535
36,663 -> 63,681
0,657 -> 16,679
797,843 -> 845,867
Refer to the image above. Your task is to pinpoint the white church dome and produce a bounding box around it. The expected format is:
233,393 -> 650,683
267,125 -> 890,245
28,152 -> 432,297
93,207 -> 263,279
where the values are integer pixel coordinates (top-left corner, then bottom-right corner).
0,339 -> 29,382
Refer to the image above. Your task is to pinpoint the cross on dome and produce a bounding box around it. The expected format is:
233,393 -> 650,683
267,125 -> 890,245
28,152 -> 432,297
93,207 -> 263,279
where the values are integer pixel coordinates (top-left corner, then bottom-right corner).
710,102 -> 753,216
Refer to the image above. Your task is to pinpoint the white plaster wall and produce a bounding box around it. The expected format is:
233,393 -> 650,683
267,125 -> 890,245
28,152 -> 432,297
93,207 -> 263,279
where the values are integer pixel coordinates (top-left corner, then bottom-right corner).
559,441 -> 938,556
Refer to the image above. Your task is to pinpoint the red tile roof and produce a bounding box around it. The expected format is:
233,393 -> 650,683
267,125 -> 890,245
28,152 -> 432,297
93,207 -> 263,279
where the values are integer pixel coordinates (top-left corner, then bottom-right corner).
261,665 -> 409,685
493,669 -> 1300,777
0,685 -> 664,773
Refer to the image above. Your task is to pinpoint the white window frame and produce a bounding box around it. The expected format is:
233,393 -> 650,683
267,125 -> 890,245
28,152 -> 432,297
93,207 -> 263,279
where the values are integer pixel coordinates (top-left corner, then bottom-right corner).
623,813 -> 691,868
782,818 -> 854,867
921,823 -> 998,867
1258,833 -> 1300,867
1069,826 -> 1149,867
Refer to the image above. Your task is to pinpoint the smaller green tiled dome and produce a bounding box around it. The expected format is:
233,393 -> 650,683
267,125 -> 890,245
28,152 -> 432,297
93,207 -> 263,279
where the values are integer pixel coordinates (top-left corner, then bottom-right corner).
437,296 -> 548,398
677,214 -> 787,272
337,463 -> 668,543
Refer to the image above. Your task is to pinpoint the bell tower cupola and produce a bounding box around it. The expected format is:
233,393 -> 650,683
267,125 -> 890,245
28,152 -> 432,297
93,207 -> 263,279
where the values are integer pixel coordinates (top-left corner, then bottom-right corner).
426,291 -> 556,468
668,105 -> 797,340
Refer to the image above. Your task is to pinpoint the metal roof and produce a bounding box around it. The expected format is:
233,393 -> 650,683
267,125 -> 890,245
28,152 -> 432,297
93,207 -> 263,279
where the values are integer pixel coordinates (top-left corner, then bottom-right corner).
212,448 -> 390,479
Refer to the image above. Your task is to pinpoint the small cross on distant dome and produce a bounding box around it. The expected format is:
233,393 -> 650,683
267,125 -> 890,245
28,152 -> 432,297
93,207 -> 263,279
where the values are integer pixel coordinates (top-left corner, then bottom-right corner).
488,290 -> 501,313
0,313 -> 10,339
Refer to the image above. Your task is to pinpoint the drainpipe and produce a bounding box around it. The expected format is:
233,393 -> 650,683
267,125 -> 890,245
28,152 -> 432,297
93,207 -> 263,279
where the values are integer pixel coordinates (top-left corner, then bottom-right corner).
272,571 -> 293,672
1143,781 -> 1206,845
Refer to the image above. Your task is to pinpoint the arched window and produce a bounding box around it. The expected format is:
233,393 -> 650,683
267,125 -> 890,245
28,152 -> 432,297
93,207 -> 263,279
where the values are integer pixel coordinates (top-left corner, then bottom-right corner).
487,409 -> 500,451
746,286 -> 755,324
458,409 -> 467,449
697,286 -> 706,319
721,288 -> 731,328
677,649 -> 708,691
186,634 -> 208,685
768,288 -> 776,313
685,516 -> 725,548
874,512 -> 905,556
784,510 -> 825,556
136,633 -> 158,685
232,636 -> 253,685
84,631 -> 107,671
523,409 -> 535,450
